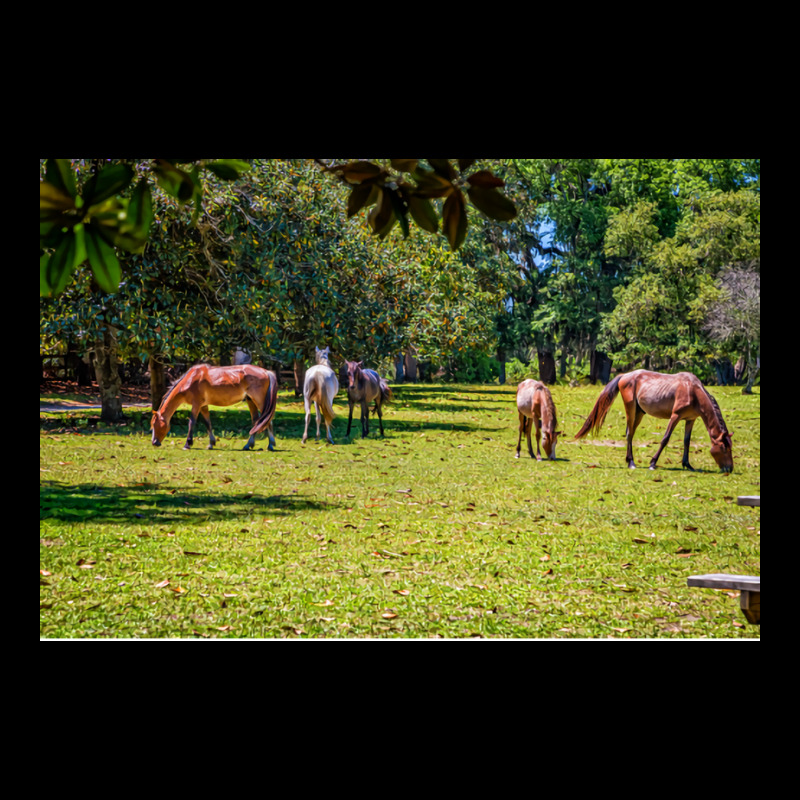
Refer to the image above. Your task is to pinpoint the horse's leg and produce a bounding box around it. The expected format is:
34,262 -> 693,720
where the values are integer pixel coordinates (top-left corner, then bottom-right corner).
346,398 -> 354,437
361,399 -> 369,438
184,406 -> 199,450
243,397 -> 259,450
525,416 -> 535,459
681,419 -> 695,470
376,399 -> 385,437
622,400 -> 645,469
649,413 -> 683,470
315,401 -> 322,442
302,395 -> 311,444
533,415 -> 543,461
199,405 -> 216,449
516,413 -> 525,458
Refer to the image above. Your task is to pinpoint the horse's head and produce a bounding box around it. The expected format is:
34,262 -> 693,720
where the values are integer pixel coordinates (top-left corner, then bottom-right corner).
342,360 -> 363,389
542,429 -> 563,461
710,431 -> 734,473
315,346 -> 330,365
151,411 -> 169,446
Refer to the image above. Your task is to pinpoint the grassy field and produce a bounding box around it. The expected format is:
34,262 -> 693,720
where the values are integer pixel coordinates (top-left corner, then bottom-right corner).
40,382 -> 760,639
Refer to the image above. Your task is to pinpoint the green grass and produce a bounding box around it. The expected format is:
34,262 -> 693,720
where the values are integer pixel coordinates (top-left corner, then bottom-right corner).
40,383 -> 760,638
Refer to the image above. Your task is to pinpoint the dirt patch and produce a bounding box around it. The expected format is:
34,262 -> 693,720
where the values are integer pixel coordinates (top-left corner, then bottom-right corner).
39,379 -> 151,411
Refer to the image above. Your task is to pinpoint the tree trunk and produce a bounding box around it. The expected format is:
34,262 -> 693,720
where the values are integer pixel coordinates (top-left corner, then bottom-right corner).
590,349 -> 613,384
742,349 -> 759,394
149,355 -> 166,410
293,359 -> 306,397
93,326 -> 124,421
497,348 -> 506,385
394,354 -> 405,383
404,349 -> 418,382
537,349 -> 556,384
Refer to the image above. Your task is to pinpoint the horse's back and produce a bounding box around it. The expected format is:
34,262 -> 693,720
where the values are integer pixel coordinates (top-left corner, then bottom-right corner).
305,364 -> 339,397
516,379 -> 548,415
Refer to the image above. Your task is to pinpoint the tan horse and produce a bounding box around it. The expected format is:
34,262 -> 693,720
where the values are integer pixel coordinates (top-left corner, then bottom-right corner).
150,364 -> 278,451
302,346 -> 339,444
575,369 -> 733,472
340,360 -> 393,438
516,379 -> 561,460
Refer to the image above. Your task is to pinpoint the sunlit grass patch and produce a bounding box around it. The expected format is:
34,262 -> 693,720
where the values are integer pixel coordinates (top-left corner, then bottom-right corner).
40,383 -> 760,638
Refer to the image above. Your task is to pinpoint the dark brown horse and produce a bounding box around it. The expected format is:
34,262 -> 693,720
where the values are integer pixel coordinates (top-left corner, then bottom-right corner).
151,364 -> 278,451
515,379 -> 561,460
339,360 -> 393,438
575,369 -> 733,472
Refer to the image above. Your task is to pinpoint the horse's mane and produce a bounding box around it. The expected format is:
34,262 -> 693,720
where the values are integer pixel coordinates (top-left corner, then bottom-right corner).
157,365 -> 202,411
703,388 -> 729,433
537,384 -> 557,432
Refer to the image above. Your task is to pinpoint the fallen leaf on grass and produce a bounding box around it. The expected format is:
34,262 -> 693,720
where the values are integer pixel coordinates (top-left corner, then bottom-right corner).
313,599 -> 335,607
155,579 -> 170,588
217,625 -> 234,632
632,538 -> 651,544
382,612 -> 398,619
170,585 -> 188,593
393,589 -> 410,596
40,569 -> 52,577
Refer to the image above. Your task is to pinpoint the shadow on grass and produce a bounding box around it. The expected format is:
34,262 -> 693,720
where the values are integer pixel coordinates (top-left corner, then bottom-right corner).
40,406 -> 485,439
40,480 -> 334,525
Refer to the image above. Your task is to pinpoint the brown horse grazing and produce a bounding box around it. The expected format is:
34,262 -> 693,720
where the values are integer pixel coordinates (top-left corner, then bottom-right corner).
575,369 -> 733,472
515,379 -> 561,460
151,364 -> 279,451
339,360 -> 393,438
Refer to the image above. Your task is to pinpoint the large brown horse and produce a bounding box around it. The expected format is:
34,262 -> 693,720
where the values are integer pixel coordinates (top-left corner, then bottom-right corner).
515,379 -> 560,460
340,360 -> 393,438
575,370 -> 733,472
150,364 -> 279,451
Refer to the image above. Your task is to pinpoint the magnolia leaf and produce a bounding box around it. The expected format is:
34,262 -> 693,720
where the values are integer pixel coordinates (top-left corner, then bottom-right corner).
467,185 -> 516,221
340,161 -> 384,184
442,190 -> 468,250
206,159 -> 250,180
347,184 -> 374,217
427,159 -> 456,180
85,225 -> 121,293
467,169 -> 505,188
407,195 -> 438,233
45,225 -> 86,296
45,159 -> 78,199
390,159 -> 418,172
82,163 -> 135,207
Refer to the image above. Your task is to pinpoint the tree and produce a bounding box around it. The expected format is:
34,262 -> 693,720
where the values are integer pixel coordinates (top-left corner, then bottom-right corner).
703,266 -> 760,393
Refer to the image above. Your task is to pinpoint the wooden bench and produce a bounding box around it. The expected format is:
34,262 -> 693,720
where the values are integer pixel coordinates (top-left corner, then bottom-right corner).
737,496 -> 760,507
687,574 -> 760,624
688,497 -> 760,624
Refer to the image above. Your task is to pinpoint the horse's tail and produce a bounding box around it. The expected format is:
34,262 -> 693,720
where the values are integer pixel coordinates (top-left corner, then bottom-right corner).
379,379 -> 393,406
575,375 -> 622,439
249,372 -> 279,436
310,372 -> 336,425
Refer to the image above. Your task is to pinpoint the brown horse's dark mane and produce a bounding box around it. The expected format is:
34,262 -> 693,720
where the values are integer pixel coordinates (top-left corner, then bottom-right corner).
537,385 -> 557,433
703,388 -> 729,434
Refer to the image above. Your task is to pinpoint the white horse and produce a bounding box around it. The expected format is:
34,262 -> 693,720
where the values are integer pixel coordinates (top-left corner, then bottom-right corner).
302,346 -> 339,444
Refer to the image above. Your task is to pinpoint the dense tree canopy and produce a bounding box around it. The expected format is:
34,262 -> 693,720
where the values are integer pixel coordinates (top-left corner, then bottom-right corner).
40,158 -> 760,418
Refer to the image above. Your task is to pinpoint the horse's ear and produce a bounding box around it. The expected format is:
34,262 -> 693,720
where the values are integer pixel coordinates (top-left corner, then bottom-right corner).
357,360 -> 363,367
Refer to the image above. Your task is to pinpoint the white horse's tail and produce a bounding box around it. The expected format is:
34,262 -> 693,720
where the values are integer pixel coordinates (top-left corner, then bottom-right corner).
310,372 -> 336,424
